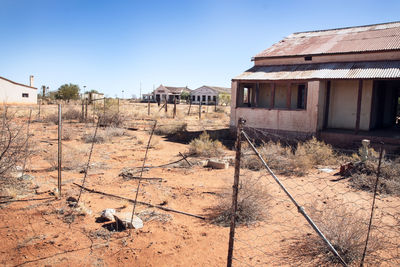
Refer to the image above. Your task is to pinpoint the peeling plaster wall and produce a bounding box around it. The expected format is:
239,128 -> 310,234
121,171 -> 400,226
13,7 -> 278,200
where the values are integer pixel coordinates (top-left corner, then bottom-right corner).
230,81 -> 319,134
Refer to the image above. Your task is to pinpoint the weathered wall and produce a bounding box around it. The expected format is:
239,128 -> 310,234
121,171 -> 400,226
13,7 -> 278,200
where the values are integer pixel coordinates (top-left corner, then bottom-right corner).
230,81 -> 319,134
254,51 -> 400,66
0,78 -> 37,104
327,80 -> 372,130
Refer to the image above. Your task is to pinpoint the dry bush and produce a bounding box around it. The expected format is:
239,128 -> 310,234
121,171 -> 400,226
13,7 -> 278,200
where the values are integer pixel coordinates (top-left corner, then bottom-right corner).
285,202 -> 382,265
297,137 -> 338,166
62,128 -> 73,141
82,131 -> 107,144
105,127 -> 126,137
63,108 -> 82,121
349,158 -> 400,196
0,109 -> 32,180
43,113 -> 59,124
45,146 -> 88,171
98,112 -> 125,127
188,132 -> 224,157
154,122 -> 187,135
207,176 -> 270,226
241,141 -> 311,176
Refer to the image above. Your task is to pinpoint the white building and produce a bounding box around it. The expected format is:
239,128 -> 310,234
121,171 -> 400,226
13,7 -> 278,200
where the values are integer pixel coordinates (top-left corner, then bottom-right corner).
191,85 -> 231,105
153,85 -> 191,103
0,75 -> 37,104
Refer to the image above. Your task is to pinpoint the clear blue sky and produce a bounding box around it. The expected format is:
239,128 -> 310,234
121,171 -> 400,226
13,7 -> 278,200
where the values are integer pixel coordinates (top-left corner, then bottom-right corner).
0,0 -> 399,98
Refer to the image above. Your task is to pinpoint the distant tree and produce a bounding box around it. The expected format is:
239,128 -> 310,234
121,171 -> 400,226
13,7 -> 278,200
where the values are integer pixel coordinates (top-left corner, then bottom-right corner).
180,91 -> 190,100
55,83 -> 80,102
219,93 -> 231,106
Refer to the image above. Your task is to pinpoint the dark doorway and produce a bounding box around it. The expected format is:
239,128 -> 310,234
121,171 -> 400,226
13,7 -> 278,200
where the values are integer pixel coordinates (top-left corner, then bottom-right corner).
370,80 -> 400,130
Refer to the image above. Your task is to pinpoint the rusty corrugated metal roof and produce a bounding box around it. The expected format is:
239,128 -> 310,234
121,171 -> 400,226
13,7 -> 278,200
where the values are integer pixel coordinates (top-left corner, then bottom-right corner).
233,61 -> 400,80
255,21 -> 400,58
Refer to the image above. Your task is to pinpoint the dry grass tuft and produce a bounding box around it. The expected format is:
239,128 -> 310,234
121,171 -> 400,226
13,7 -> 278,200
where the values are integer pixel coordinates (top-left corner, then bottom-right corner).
285,202 -> 382,265
188,132 -> 225,157
154,122 -> 187,136
45,146 -> 88,171
63,108 -> 82,121
98,112 -> 125,127
241,138 -> 337,176
207,176 -> 270,226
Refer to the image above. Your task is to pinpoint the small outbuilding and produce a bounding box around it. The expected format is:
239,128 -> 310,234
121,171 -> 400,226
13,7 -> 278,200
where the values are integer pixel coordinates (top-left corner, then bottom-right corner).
231,21 -> 400,150
0,75 -> 37,105
190,85 -> 231,105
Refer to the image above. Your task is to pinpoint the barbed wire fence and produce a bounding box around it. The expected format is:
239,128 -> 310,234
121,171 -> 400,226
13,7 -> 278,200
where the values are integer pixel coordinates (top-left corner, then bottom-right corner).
227,118 -> 400,266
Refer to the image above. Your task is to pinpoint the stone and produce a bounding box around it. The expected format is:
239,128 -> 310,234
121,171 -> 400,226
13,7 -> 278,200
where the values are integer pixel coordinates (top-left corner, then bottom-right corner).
100,208 -> 116,221
114,212 -> 143,229
206,160 -> 229,169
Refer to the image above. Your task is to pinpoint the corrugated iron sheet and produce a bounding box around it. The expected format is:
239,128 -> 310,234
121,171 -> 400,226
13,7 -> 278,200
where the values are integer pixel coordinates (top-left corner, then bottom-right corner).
255,22 -> 400,58
233,61 -> 400,80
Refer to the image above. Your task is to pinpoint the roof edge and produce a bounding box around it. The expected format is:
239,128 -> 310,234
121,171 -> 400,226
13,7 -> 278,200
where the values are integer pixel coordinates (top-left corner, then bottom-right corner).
292,20 -> 400,35
0,76 -> 37,90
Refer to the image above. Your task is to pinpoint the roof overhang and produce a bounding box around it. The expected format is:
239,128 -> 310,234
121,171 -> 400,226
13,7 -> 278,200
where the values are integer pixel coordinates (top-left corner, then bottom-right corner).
233,61 -> 400,81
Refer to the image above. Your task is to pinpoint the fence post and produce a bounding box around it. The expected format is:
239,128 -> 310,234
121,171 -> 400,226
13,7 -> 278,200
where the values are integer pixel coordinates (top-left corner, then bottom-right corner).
117,97 -> 120,114
148,99 -> 151,116
81,100 -> 85,121
215,99 -> 217,112
227,118 -> 245,267
188,99 -> 192,115
38,99 -> 41,120
199,101 -> 202,120
103,98 -> 106,120
173,98 -> 177,118
165,99 -> 168,113
58,104 -> 62,196
85,99 -> 88,122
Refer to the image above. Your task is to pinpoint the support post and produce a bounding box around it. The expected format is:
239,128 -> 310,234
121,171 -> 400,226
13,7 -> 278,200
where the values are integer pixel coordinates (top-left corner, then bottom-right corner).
323,81 -> 331,130
165,99 -> 168,113
215,97 -> 217,112
58,104 -> 62,196
148,99 -> 151,116
188,99 -> 192,115
199,101 -> 202,120
173,98 -> 177,118
355,79 -> 363,134
270,83 -> 275,109
227,118 -> 245,267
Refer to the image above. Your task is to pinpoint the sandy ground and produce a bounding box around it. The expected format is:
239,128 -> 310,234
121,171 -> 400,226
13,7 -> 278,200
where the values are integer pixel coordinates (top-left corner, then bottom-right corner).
0,103 -> 399,266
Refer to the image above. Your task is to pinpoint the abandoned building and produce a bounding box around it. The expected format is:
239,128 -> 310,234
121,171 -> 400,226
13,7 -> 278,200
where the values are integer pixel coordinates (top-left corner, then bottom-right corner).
231,21 -> 400,151
190,85 -> 231,105
0,75 -> 37,104
153,85 -> 191,103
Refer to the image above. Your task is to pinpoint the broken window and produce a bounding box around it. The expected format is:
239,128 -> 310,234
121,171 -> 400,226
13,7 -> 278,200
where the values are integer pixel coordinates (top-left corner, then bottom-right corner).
213,96 -> 216,102
207,95 -> 211,102
237,83 -> 256,107
202,95 -> 206,102
197,96 -> 200,101
22,93 -> 29,98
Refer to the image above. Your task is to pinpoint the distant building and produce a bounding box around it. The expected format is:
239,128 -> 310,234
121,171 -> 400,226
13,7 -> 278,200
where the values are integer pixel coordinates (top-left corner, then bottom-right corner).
231,21 -> 400,150
0,75 -> 37,104
190,85 -> 231,105
153,85 -> 191,103
82,92 -> 104,104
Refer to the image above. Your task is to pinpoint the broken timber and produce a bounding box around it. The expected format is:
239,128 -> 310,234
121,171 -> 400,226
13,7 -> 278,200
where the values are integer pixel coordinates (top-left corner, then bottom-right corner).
72,183 -> 205,220
120,174 -> 163,181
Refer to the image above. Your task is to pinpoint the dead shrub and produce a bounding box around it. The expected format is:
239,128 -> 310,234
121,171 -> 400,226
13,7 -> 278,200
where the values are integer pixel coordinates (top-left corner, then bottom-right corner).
0,108 -> 32,180
105,127 -> 126,137
285,202 -> 382,265
98,112 -> 125,127
154,122 -> 187,136
62,128 -> 73,141
207,176 -> 270,226
188,132 -> 224,157
63,108 -> 82,121
241,141 -> 311,176
82,131 -> 107,144
297,137 -> 338,166
349,158 -> 400,196
43,113 -> 59,124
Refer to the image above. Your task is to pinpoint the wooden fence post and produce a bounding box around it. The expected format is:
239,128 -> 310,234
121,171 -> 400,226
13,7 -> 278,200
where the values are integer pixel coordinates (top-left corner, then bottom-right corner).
188,99 -> 192,115
227,118 -> 245,267
199,101 -> 202,120
173,98 -> 177,118
85,99 -> 88,122
148,100 -> 151,116
165,99 -> 168,113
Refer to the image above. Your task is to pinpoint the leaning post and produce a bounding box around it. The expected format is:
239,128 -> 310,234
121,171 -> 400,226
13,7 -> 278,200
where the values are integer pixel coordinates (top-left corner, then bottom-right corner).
227,117 -> 245,267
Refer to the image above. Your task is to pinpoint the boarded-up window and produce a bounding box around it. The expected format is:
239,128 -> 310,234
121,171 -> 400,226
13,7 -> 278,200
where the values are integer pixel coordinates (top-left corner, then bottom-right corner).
274,84 -> 288,109
22,93 -> 29,98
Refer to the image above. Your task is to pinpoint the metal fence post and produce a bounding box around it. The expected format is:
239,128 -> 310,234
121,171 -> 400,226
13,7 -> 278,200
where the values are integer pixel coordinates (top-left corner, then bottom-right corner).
58,104 -> 62,196
227,118 -> 245,267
